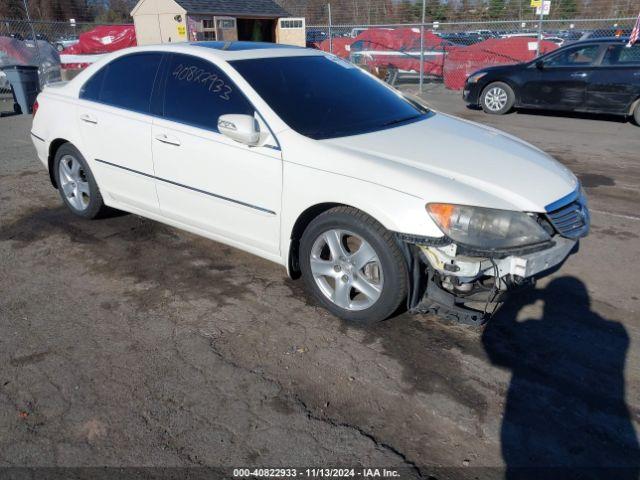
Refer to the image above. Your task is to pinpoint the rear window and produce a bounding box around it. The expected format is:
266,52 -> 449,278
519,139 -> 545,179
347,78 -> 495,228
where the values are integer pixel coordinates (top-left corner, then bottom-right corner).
230,55 -> 428,140
80,53 -> 162,113
602,44 -> 640,66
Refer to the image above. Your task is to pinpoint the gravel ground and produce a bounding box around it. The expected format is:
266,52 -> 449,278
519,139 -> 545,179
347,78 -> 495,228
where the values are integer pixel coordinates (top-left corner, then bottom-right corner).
1,84 -> 639,479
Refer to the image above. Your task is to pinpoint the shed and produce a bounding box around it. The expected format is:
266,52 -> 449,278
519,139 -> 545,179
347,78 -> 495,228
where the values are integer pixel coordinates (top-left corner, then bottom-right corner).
131,0 -> 305,47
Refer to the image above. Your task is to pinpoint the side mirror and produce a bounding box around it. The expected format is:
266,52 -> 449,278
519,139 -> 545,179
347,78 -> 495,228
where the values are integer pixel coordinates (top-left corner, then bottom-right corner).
217,114 -> 261,146
535,60 -> 545,70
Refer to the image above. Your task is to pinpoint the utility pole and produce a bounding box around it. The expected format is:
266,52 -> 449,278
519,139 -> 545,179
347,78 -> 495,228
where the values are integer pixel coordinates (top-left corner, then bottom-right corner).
419,0 -> 426,92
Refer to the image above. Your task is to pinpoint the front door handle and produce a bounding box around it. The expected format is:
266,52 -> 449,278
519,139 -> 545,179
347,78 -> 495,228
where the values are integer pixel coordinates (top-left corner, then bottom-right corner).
155,134 -> 181,147
79,114 -> 98,124
570,72 -> 588,78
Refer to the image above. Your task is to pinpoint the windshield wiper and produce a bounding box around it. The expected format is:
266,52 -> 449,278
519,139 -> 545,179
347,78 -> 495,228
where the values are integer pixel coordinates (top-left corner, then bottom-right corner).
382,114 -> 424,127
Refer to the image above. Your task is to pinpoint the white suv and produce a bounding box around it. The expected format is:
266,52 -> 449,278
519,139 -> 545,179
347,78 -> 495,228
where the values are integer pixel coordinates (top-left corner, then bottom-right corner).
30,41 -> 589,325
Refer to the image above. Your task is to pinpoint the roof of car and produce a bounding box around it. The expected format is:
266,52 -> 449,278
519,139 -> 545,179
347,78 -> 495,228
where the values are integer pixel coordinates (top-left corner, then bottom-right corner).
139,41 -> 324,61
191,41 -> 303,51
571,36 -> 630,44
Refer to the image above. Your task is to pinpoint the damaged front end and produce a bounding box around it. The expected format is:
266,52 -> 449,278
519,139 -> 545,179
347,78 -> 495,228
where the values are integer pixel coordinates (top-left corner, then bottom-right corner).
397,190 -> 590,325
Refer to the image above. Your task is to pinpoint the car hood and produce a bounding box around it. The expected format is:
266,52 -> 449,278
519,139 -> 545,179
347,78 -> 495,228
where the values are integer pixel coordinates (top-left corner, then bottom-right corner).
321,113 -> 578,212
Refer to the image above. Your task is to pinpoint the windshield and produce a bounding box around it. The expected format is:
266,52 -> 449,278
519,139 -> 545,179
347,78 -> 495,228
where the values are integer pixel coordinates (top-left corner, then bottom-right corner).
230,55 -> 429,140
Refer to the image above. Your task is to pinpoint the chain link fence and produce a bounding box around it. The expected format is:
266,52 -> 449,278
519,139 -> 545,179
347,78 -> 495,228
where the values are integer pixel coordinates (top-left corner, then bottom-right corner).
305,16 -> 637,90
0,18 -> 130,113
0,10 -> 638,112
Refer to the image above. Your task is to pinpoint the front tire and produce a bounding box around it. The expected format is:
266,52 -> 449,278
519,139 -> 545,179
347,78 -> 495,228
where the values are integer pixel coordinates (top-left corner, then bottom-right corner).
299,207 -> 407,325
480,81 -> 515,115
633,101 -> 640,126
54,143 -> 109,219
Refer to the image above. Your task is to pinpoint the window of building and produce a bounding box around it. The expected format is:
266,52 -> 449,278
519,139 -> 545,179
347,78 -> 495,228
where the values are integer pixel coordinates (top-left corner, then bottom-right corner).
279,19 -> 304,29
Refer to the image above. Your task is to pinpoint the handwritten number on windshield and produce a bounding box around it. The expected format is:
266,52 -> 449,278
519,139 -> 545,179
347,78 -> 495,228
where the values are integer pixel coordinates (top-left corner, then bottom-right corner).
172,64 -> 233,101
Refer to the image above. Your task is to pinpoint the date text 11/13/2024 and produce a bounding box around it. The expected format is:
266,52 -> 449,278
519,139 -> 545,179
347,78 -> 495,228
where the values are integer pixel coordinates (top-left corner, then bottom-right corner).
232,468 -> 402,477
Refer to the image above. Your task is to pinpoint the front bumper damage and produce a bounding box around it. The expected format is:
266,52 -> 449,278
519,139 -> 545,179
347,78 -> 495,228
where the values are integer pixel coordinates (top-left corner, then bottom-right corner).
396,234 -> 579,326
397,188 -> 590,325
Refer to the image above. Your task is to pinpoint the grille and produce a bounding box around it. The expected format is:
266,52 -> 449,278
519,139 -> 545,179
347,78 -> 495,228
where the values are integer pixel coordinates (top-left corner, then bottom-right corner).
546,200 -> 590,239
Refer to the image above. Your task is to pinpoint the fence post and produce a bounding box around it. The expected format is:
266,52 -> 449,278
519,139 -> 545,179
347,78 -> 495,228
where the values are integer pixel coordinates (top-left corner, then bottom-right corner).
536,7 -> 544,56
22,0 -> 42,66
419,0 -> 426,93
328,3 -> 333,54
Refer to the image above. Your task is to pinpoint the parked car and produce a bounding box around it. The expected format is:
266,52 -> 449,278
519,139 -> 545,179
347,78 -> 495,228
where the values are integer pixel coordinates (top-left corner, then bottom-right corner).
463,37 -> 640,124
580,28 -> 631,40
55,35 -> 79,52
31,41 -> 589,324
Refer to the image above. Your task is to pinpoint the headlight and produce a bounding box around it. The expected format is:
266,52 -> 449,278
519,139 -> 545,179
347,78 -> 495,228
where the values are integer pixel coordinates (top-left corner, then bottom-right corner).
467,72 -> 488,84
426,203 -> 551,250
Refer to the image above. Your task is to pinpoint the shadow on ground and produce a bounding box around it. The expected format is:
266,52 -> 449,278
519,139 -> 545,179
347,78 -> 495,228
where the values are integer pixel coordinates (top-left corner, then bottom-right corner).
352,276 -> 640,477
482,277 -> 640,479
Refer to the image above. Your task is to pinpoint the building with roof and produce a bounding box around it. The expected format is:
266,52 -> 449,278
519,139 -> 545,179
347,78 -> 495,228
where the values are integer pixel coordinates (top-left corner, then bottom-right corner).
130,0 -> 305,47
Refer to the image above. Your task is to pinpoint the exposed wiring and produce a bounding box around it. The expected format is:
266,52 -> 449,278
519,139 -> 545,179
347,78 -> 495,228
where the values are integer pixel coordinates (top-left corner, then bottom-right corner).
483,258 -> 501,318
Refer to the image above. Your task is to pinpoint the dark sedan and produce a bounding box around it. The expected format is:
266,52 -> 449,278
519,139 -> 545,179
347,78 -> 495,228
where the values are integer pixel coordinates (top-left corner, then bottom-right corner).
463,37 -> 640,125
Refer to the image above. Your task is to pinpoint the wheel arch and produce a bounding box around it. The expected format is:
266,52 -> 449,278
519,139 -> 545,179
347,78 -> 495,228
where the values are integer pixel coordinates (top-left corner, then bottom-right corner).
47,138 -> 71,188
628,96 -> 640,116
286,202 -> 403,279
287,202 -> 344,279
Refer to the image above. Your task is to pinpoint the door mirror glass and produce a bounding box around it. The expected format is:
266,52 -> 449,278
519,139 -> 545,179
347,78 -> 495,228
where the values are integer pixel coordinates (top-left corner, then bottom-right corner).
218,114 -> 261,145
535,60 -> 545,70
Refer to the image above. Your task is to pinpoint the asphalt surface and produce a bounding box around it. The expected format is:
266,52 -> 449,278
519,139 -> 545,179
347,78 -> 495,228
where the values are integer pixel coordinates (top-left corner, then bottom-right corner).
1,85 -> 639,479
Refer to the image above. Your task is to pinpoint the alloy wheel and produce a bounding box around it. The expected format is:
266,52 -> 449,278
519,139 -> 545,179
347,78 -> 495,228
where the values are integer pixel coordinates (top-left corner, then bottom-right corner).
309,229 -> 384,311
58,154 -> 90,211
484,87 -> 508,112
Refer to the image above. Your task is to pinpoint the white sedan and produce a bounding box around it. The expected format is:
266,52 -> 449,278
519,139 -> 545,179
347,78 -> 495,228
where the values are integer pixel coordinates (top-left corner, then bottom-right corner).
30,41 -> 589,325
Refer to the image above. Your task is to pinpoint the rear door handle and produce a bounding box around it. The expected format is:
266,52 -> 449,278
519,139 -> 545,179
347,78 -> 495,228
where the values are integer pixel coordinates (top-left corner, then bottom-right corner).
155,134 -> 181,147
570,72 -> 588,78
79,114 -> 98,124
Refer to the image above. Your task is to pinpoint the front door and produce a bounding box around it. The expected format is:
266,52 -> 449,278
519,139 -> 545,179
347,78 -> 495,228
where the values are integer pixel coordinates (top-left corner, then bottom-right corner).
77,52 -> 163,213
151,53 -> 282,256
529,44 -> 603,111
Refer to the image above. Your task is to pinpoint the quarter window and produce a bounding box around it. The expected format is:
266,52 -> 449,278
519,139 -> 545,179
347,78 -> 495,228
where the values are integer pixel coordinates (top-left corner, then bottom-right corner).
79,66 -> 106,101
80,53 -> 162,113
163,54 -> 253,131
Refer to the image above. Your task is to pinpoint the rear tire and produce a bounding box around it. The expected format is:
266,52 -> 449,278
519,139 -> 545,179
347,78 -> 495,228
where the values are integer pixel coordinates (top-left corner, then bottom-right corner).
633,101 -> 640,126
480,81 -> 515,115
54,143 -> 109,219
385,66 -> 399,86
299,206 -> 407,325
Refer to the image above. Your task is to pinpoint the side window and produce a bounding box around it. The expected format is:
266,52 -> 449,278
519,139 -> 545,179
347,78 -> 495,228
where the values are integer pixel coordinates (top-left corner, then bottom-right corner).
163,54 -> 253,131
99,53 -> 162,113
79,66 -> 106,101
546,45 -> 601,67
603,44 -> 640,66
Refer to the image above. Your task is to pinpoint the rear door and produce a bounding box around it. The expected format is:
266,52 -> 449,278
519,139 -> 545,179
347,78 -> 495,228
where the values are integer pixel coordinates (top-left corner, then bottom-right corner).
151,53 -> 282,256
530,44 -> 603,111
586,43 -> 640,114
77,52 -> 163,213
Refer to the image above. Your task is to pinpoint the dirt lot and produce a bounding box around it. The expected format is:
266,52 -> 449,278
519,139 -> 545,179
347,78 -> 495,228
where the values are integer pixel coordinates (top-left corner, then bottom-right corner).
1,85 -> 640,478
